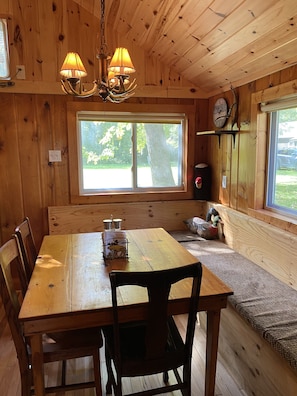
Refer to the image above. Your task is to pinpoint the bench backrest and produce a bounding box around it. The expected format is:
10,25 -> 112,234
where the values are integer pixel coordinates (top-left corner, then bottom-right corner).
209,203 -> 297,292
48,200 -> 205,235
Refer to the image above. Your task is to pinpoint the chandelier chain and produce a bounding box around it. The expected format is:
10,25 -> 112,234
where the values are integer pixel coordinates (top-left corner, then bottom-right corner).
100,0 -> 106,53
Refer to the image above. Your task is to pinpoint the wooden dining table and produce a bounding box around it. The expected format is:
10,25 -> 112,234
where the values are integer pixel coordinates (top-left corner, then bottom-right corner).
19,227 -> 233,396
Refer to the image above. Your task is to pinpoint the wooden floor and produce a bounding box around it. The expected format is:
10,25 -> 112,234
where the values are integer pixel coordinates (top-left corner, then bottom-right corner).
0,312 -> 247,396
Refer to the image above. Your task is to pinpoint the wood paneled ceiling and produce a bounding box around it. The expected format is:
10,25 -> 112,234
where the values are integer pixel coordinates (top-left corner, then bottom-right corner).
74,0 -> 297,96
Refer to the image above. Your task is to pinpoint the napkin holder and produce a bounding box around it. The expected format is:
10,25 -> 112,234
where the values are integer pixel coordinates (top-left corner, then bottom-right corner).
102,230 -> 128,260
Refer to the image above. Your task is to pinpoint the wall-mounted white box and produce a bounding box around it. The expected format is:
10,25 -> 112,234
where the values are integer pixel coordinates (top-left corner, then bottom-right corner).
222,175 -> 227,189
49,150 -> 62,162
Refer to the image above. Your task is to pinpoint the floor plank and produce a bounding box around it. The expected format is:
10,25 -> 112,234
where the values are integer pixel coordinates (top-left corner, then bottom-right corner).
0,312 -> 247,395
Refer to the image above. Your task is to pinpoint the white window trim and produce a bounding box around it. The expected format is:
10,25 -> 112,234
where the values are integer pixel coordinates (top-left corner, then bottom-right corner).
0,19 -> 10,79
260,96 -> 297,112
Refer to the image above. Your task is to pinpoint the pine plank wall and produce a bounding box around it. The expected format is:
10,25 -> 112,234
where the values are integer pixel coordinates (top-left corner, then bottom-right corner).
1,0 -> 297,250
1,65 -> 297,249
1,3 -> 297,395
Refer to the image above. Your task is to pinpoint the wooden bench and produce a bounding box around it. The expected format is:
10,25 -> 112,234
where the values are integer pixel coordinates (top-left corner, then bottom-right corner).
171,235 -> 297,395
171,203 -> 297,396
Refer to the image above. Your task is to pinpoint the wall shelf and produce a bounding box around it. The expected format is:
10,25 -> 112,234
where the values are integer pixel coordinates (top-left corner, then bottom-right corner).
196,130 -> 239,147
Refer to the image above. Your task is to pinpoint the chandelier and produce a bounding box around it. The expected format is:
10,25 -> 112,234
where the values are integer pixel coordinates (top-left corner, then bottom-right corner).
60,0 -> 136,103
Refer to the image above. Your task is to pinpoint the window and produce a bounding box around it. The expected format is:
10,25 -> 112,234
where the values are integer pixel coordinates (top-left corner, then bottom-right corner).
77,112 -> 186,194
0,19 -> 10,79
265,101 -> 297,216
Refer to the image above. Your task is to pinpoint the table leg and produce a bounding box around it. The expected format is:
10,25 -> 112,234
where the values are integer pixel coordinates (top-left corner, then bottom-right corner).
30,334 -> 45,396
205,310 -> 221,396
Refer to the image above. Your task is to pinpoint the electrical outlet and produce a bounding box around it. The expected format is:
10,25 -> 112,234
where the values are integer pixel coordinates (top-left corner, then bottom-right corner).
16,65 -> 26,79
49,150 -> 62,162
222,175 -> 227,189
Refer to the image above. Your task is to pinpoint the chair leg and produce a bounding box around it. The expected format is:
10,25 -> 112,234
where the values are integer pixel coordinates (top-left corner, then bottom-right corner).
181,363 -> 191,396
105,346 -> 113,395
61,360 -> 67,386
115,371 -> 123,396
104,346 -> 123,396
163,371 -> 169,383
20,363 -> 32,396
93,348 -> 102,396
21,376 -> 32,396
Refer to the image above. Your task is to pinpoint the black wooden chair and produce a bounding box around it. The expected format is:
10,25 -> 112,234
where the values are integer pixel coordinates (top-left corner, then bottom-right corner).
103,262 -> 202,396
15,217 -> 38,282
0,237 -> 103,396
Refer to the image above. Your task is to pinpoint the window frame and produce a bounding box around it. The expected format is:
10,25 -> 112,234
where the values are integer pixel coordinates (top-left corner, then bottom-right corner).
249,81 -> 297,234
67,101 -> 196,204
265,106 -> 297,217
77,111 -> 187,195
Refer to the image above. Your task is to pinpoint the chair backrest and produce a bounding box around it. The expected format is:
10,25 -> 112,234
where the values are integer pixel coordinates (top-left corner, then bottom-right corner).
0,235 -> 28,298
15,217 -> 38,281
109,262 -> 202,364
0,238 -> 31,387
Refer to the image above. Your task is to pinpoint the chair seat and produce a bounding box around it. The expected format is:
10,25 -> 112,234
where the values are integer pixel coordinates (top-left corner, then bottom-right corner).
47,327 -> 103,348
103,322 -> 146,358
103,317 -> 185,377
40,327 -> 103,362
25,327 -> 103,395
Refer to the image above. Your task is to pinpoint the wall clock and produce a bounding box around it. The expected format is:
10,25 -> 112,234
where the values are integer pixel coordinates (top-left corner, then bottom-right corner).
213,97 -> 228,128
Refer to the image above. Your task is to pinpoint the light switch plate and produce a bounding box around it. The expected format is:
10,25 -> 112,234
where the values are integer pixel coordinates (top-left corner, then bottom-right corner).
49,150 -> 61,162
222,175 -> 227,189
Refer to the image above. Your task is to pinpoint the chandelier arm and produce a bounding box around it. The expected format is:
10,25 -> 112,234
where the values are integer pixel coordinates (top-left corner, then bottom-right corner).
109,90 -> 135,100
112,90 -> 135,98
60,80 -> 81,96
61,79 -> 99,98
106,96 -> 122,104
123,79 -> 137,91
61,81 -> 73,95
108,94 -> 134,104
108,83 -> 137,97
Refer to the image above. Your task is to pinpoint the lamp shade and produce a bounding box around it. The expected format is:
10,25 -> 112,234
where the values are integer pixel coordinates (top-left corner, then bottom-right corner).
108,47 -> 135,75
60,52 -> 87,79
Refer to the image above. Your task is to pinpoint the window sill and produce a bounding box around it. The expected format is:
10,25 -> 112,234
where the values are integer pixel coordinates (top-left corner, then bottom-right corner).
248,208 -> 297,236
70,190 -> 193,205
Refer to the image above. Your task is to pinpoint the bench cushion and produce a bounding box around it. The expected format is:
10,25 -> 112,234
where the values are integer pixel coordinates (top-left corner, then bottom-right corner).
171,233 -> 297,372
